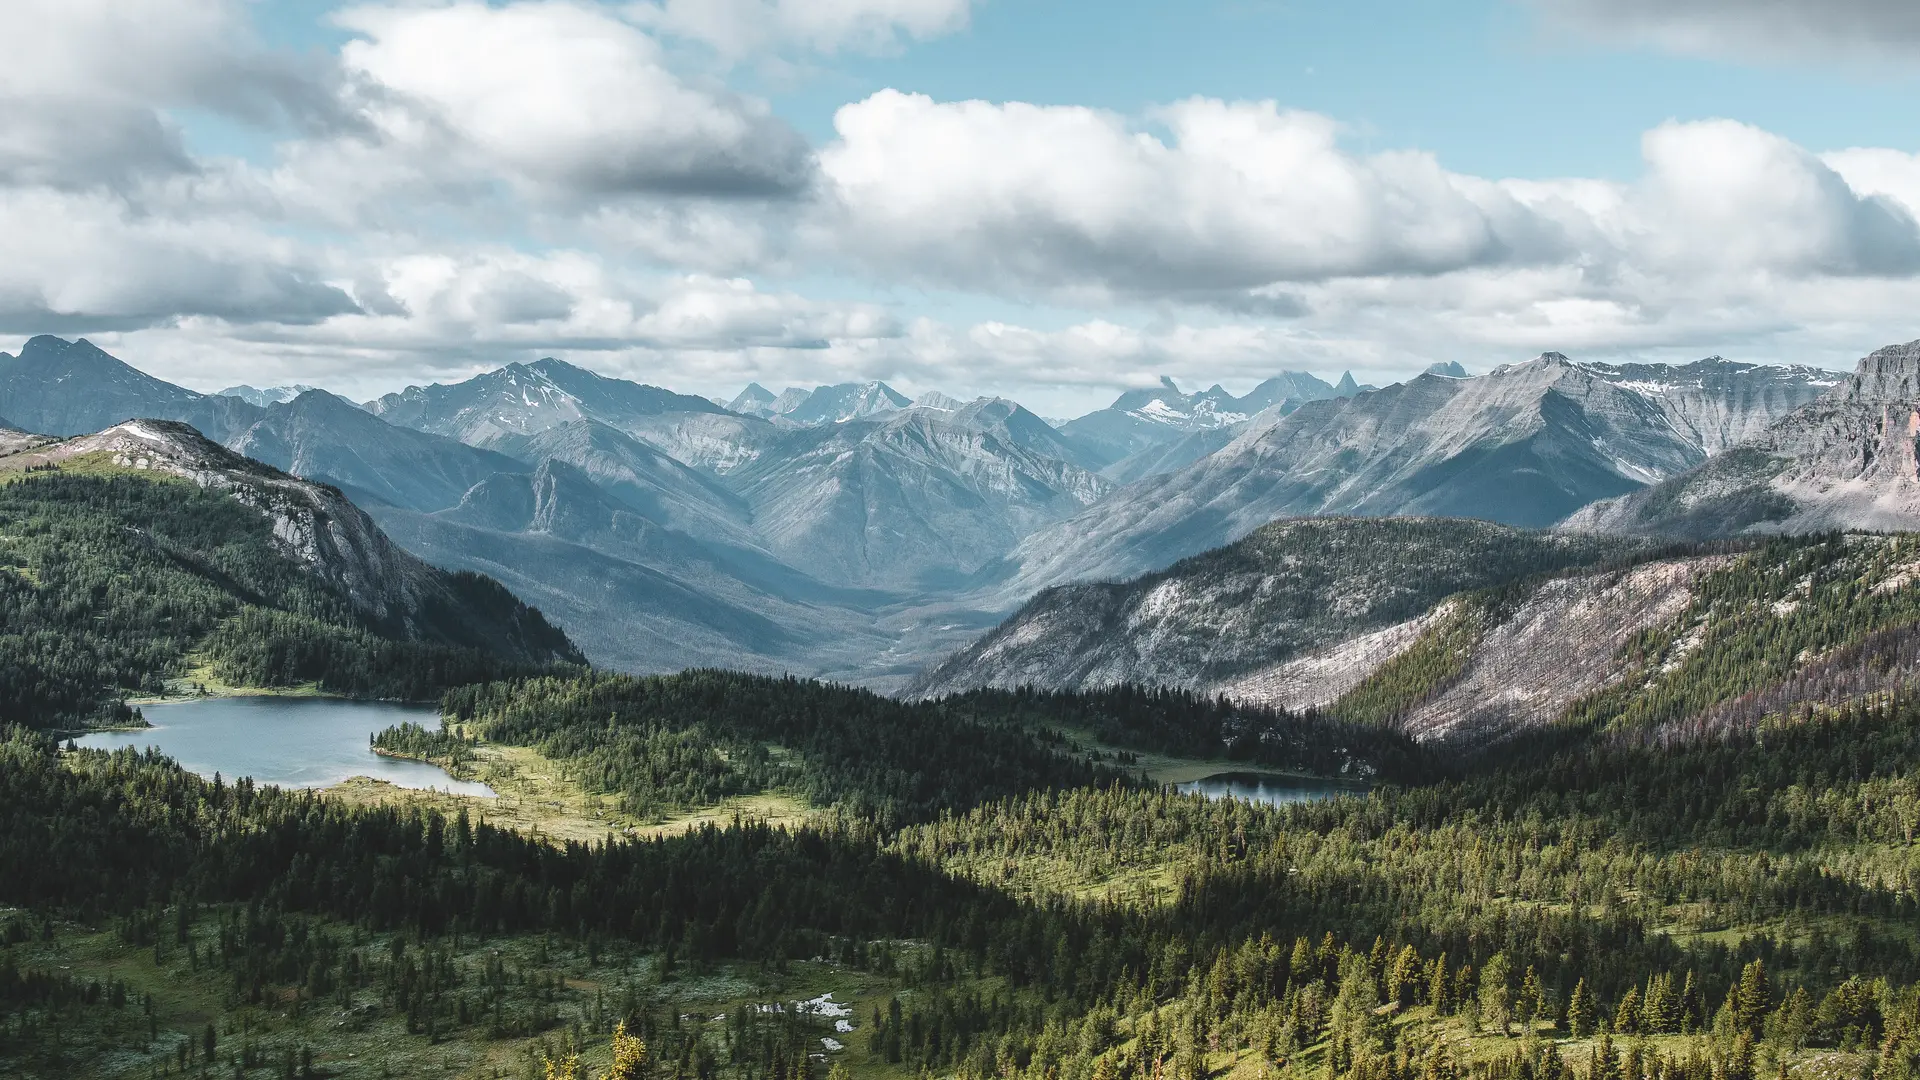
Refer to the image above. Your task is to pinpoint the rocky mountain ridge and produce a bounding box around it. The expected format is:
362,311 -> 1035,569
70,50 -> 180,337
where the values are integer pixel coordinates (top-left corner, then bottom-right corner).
1565,341 -> 1920,537
983,354 -> 1834,606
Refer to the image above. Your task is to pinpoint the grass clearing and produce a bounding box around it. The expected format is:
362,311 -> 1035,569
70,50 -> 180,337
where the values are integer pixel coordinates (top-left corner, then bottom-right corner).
327,740 -> 813,848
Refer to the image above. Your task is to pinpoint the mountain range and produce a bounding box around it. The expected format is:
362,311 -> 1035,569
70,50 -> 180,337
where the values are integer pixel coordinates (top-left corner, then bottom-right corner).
978,353 -> 1836,606
0,332 -> 1889,690
1566,341 -> 1920,537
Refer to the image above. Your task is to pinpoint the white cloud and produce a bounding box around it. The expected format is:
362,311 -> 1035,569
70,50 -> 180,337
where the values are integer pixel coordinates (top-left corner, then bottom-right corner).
1531,0 -> 1920,61
0,0 -> 333,190
1631,120 -> 1920,276
813,101 -> 1920,330
632,0 -> 973,58
335,1 -> 813,199
815,92 -> 1559,301
0,187 -> 357,333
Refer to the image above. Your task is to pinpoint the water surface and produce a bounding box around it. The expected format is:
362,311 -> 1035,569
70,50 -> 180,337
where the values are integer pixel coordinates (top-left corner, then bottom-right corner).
75,697 -> 493,796
1177,771 -> 1356,807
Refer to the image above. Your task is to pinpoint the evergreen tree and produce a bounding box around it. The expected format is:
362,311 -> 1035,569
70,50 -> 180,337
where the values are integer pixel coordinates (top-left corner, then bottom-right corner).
1569,979 -> 1596,1039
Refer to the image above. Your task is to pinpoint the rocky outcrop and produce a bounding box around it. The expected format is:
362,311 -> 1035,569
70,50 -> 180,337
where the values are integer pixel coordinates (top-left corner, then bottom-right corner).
1566,340 -> 1920,537
1396,558 -> 1724,743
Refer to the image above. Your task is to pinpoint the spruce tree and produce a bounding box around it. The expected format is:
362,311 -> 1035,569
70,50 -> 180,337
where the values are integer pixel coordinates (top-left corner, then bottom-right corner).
1568,979 -> 1596,1039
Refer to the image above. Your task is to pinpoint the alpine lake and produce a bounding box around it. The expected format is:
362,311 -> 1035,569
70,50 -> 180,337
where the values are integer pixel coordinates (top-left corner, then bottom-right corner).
74,696 -> 494,797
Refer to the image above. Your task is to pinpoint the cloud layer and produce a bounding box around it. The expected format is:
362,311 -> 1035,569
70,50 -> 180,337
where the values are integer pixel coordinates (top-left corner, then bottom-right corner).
9,0 -> 1920,408
1534,0 -> 1920,60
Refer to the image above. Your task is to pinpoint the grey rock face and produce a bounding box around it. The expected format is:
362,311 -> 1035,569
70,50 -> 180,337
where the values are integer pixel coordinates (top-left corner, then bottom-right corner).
486,419 -> 757,547
229,390 -> 525,513
1566,341 -> 1920,537
218,384 -> 318,407
1059,372 -> 1340,474
368,357 -> 727,444
777,381 -> 912,425
726,383 -> 778,415
727,400 -> 1112,589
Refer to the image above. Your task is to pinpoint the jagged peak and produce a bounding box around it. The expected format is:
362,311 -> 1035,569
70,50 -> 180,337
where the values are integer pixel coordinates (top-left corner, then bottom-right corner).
1842,338 -> 1920,404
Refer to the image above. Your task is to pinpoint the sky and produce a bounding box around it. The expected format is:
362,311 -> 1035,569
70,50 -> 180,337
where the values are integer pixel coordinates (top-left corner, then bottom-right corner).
5,0 -> 1920,416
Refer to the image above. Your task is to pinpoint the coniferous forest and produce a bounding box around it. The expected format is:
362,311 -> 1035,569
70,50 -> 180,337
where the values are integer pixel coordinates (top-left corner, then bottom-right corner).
4,496 -> 1920,1080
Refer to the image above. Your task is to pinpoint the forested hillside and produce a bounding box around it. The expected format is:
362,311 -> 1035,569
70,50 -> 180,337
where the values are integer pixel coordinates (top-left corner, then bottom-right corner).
5,668 -> 1920,1079
0,454 -> 579,727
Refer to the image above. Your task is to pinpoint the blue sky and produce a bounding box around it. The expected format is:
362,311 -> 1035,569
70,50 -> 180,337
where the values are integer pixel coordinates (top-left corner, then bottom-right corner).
7,0 -> 1920,413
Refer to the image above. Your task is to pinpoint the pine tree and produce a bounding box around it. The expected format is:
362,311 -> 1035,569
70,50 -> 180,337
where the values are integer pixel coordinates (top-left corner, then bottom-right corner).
1569,979 -> 1596,1039
1735,960 -> 1771,1036
1518,966 -> 1544,1030
1479,953 -> 1513,1037
1615,986 -> 1642,1035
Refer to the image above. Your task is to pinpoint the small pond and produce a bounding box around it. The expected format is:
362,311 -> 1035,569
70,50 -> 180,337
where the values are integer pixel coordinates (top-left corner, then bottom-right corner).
74,697 -> 493,797
1176,771 -> 1358,807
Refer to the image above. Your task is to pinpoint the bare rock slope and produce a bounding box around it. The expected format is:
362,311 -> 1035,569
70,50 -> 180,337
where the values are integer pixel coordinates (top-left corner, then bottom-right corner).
1567,340 -> 1920,537
908,517 -> 1640,698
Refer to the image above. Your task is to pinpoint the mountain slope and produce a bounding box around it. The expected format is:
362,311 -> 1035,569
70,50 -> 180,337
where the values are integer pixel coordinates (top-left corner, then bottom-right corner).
1566,341 -> 1920,537
910,517 -> 1638,697
0,336 -> 264,441
368,357 -> 729,444
725,400 -> 1113,589
779,381 -> 912,424
918,516 -> 1920,753
990,354 -> 1831,603
229,390 -> 526,512
0,421 -> 581,724
218,384 -> 317,407
368,458 -> 898,675
485,419 -> 758,547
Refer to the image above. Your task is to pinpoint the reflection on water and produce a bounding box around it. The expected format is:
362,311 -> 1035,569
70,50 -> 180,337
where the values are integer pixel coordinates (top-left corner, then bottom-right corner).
1177,771 -> 1354,807
75,697 -> 493,797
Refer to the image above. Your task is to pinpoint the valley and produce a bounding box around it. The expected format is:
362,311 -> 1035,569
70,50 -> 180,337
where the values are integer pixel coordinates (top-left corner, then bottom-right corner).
5,335 -> 1920,1080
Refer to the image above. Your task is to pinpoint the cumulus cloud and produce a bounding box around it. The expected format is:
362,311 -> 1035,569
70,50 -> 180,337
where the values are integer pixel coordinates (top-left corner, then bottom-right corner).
632,0 -> 973,58
811,95 -> 1920,320
1630,120 -> 1920,277
0,0 -> 336,190
1531,0 -> 1920,61
0,188 -> 358,333
815,92 -> 1559,301
335,1 -> 814,199
69,266 -> 907,401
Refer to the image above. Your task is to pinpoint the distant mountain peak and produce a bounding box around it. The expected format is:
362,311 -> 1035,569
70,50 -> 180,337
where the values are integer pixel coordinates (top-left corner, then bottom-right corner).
219,384 -> 318,407
1334,371 -> 1362,396
728,383 -> 777,414
912,391 -> 967,412
1424,361 -> 1469,379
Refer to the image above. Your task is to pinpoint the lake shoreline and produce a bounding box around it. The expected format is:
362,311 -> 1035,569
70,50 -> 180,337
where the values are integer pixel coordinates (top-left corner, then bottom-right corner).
72,697 -> 489,797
